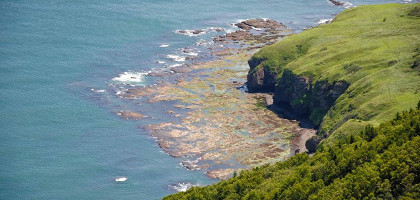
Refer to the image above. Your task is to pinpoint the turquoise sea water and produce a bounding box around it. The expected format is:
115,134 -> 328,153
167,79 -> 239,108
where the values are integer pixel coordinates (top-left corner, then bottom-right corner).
0,0 -> 409,199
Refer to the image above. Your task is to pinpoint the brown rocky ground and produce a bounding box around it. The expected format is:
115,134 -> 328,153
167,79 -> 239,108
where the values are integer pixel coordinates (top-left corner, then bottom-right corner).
214,19 -> 292,45
113,19 -> 315,179
119,51 -> 315,179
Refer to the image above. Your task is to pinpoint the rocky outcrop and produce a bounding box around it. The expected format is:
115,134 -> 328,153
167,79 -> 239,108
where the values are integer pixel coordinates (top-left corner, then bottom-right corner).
328,0 -> 345,6
248,65 -> 349,125
327,0 -> 354,9
226,30 -> 255,41
213,19 -> 289,45
116,110 -> 145,120
305,135 -> 322,154
248,56 -> 264,70
247,64 -> 349,153
274,69 -> 312,116
411,56 -> 420,70
235,19 -> 286,31
247,57 -> 278,92
247,66 -> 278,93
273,69 -> 349,124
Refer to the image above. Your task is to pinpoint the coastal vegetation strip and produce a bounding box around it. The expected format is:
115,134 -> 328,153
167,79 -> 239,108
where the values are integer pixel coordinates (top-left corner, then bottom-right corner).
163,106 -> 420,200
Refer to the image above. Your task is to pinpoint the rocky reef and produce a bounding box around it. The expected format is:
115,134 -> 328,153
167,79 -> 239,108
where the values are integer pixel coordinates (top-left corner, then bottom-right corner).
121,51 -> 315,179
213,19 -> 291,45
111,19 -> 319,179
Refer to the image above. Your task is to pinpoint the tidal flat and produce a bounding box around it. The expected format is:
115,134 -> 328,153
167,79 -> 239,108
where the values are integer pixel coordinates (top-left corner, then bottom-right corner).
115,19 -> 315,179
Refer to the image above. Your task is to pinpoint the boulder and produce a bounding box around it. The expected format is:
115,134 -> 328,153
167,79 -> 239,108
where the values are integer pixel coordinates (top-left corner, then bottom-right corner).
305,135 -> 322,153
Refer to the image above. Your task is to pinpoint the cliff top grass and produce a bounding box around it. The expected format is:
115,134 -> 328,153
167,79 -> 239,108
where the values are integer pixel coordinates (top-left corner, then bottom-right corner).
252,3 -> 420,141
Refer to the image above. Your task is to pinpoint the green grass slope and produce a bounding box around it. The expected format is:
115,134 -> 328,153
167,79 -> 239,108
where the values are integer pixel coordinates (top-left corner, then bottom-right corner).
252,3 -> 420,142
163,4 -> 420,200
164,106 -> 420,200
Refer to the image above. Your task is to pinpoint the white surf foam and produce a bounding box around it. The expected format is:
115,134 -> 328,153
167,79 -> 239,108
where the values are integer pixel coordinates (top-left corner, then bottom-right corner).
196,39 -> 213,46
168,183 -> 197,192
180,157 -> 202,171
235,19 -> 248,23
91,88 -> 106,93
166,54 -> 186,62
230,19 -> 249,27
206,27 -> 224,32
225,29 -> 235,34
343,2 -> 354,9
111,72 -> 147,83
175,27 -> 224,37
157,60 -> 166,64
179,47 -> 200,57
174,29 -> 206,37
317,18 -> 333,24
183,52 -> 198,56
169,64 -> 183,68
186,52 -> 198,56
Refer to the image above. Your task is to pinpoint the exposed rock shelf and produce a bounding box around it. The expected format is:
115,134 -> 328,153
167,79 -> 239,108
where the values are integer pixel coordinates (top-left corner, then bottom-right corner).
112,19 -> 318,179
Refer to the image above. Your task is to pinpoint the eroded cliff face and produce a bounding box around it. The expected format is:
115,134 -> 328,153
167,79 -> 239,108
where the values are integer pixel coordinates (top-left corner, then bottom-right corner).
273,69 -> 312,116
274,69 -> 349,126
247,58 -> 278,93
247,64 -> 349,153
247,64 -> 349,127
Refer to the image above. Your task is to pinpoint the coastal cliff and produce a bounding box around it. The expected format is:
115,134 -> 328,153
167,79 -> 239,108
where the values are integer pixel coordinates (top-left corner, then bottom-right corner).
248,65 -> 349,126
164,3 -> 420,200
247,3 -> 420,150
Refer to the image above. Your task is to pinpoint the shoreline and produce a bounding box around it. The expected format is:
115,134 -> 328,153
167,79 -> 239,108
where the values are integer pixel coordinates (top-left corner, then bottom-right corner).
113,19 -> 316,179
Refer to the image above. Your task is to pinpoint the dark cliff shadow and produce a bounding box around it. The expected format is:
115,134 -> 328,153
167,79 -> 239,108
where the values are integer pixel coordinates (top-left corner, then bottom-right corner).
241,82 -> 317,130
267,102 -> 317,130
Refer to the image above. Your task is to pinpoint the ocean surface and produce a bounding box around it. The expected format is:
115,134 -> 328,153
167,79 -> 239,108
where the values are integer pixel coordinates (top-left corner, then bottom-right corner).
0,0 -> 410,199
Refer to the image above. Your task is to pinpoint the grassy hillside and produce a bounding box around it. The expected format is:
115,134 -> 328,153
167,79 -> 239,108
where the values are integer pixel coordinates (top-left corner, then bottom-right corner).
163,4 -> 420,199
249,3 -> 420,142
164,106 -> 420,200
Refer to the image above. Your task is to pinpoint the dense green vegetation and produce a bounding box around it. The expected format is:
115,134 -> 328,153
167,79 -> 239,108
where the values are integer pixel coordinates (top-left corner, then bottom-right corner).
250,3 -> 420,141
163,4 -> 420,199
164,105 -> 420,200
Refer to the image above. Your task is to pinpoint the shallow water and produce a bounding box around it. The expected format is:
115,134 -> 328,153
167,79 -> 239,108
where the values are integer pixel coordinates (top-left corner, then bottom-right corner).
0,0 -> 409,199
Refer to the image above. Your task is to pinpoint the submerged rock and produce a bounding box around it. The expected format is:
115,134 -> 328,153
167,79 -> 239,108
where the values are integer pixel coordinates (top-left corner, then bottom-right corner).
116,111 -> 145,120
327,0 -> 354,8
226,30 -> 255,41
328,0 -> 345,6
